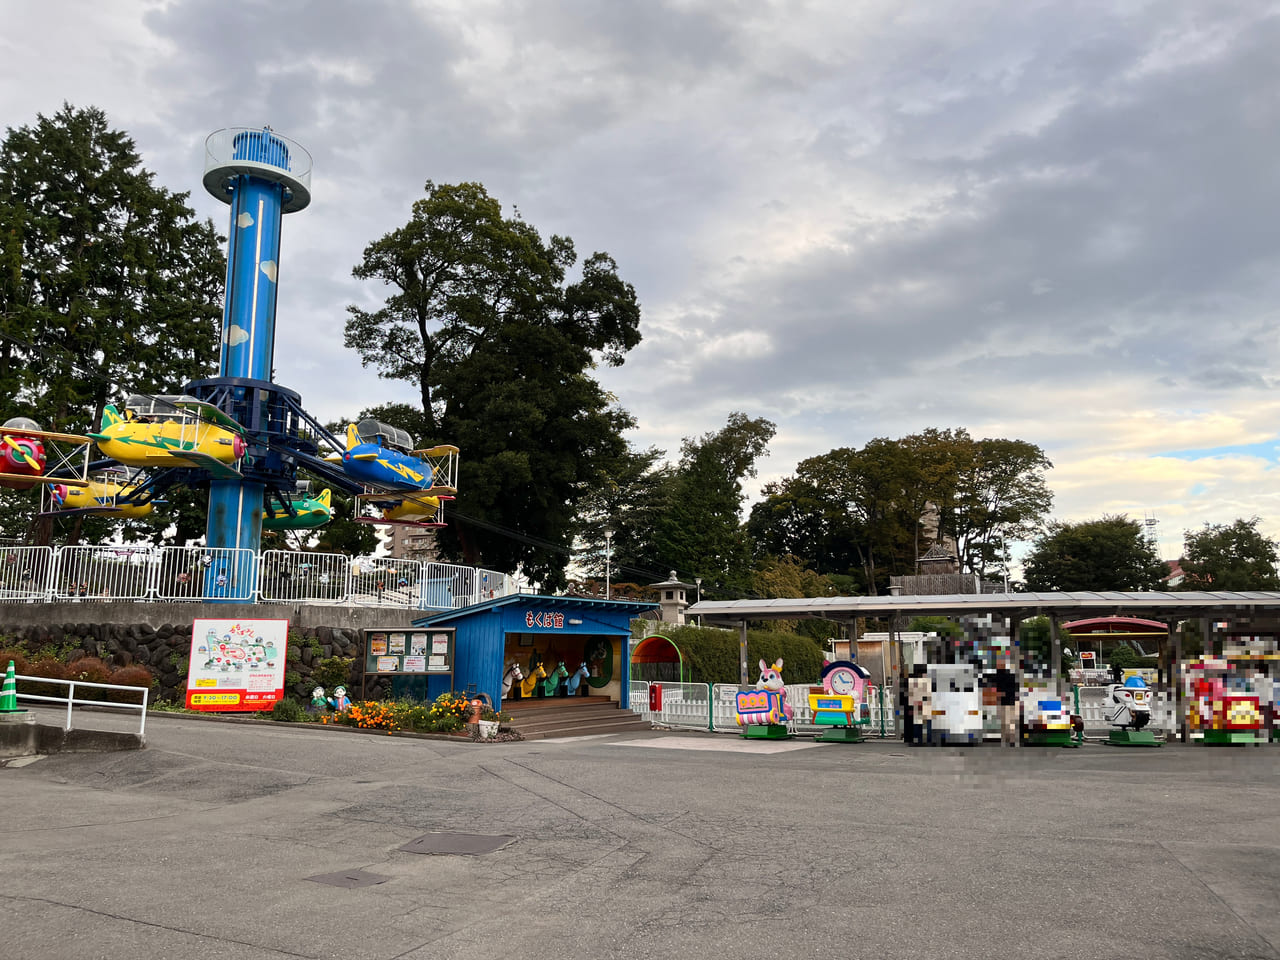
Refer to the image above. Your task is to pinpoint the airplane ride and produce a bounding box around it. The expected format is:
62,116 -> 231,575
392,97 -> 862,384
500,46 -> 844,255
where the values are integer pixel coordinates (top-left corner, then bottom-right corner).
45,469 -> 155,519
328,420 -> 458,493
263,487 -> 333,531
0,417 -> 93,491
90,395 -> 246,479
358,490 -> 451,527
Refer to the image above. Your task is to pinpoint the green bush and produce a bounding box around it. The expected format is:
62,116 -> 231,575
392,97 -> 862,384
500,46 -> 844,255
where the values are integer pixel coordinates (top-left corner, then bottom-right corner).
271,698 -> 306,722
312,656 -> 353,691
650,625 -> 826,685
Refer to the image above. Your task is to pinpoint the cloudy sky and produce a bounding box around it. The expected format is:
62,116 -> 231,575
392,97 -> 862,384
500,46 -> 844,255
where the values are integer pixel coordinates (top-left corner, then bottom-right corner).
5,0 -> 1280,562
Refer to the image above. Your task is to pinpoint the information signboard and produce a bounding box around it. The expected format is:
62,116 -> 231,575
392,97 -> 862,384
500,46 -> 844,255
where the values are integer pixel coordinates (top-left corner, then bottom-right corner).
362,628 -> 454,700
186,618 -> 289,712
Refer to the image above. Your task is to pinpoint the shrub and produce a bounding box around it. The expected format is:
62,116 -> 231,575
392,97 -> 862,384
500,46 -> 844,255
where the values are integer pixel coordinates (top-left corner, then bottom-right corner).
0,649 -> 28,674
271,698 -> 305,723
654,625 -> 826,685
65,657 -> 114,685
22,657 -> 68,698
312,656 -> 353,691
105,666 -> 157,703
426,691 -> 473,732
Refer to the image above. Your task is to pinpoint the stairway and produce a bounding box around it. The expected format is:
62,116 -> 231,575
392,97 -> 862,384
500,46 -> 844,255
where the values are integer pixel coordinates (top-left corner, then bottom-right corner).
502,695 -> 650,740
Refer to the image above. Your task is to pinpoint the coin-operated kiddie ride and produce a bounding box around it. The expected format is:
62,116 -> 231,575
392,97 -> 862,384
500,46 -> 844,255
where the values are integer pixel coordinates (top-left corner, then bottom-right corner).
1105,676 -> 1162,746
1186,657 -> 1267,745
808,659 -> 872,743
735,658 -> 794,739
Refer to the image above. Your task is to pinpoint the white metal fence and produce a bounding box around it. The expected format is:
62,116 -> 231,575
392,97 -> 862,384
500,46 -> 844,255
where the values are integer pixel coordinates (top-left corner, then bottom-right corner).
630,680 -> 898,737
15,673 -> 150,738
0,542 -> 516,610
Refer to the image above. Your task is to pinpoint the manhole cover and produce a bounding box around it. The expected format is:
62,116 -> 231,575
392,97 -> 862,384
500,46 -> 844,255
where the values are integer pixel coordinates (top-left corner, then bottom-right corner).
398,833 -> 515,856
305,869 -> 393,888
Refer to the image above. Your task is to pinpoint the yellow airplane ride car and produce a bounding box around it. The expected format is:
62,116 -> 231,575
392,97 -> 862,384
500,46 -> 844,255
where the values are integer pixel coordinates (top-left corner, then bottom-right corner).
48,470 -> 154,519
90,395 -> 245,478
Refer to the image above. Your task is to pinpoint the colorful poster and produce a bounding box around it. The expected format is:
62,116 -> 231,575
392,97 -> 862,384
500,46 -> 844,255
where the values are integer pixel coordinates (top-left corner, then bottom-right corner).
186,618 -> 289,712
389,633 -> 406,655
370,634 -> 387,656
403,656 -> 427,673
377,656 -> 400,672
409,633 -> 427,655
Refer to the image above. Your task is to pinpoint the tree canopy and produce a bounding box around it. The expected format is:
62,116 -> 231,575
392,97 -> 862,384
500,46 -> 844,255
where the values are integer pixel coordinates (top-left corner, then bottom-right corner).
746,428 -> 1052,593
1177,517 -> 1280,590
345,182 -> 642,587
1021,515 -> 1166,591
0,104 -> 224,543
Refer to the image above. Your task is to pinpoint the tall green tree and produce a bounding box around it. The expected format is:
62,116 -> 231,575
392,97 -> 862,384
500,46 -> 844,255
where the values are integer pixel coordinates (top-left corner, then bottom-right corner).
625,412 -> 776,596
1177,517 -> 1280,590
1022,515 -> 1166,591
746,429 -> 1052,592
345,182 -> 641,587
0,104 -> 224,543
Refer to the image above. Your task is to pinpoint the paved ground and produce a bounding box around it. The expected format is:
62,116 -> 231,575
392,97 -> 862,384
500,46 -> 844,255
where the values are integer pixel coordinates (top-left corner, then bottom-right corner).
2,711 -> 1278,960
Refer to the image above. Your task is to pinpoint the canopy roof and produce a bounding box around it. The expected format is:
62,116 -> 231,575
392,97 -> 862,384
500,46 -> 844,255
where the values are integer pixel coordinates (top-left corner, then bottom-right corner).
688,591 -> 1280,625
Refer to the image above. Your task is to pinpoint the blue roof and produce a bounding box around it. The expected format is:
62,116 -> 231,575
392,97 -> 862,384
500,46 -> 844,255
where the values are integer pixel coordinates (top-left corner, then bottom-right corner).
412,593 -> 658,627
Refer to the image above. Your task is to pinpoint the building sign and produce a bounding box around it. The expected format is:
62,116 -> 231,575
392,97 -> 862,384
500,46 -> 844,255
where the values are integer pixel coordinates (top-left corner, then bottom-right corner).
526,611 -> 565,629
186,618 -> 289,712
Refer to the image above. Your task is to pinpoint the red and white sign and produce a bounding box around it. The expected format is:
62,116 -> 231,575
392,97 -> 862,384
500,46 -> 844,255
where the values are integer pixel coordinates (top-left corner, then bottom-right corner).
186,618 -> 289,711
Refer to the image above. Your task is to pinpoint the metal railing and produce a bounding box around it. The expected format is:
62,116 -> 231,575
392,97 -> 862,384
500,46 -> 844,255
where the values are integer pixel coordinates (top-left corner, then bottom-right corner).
0,543 -> 518,610
15,673 -> 150,738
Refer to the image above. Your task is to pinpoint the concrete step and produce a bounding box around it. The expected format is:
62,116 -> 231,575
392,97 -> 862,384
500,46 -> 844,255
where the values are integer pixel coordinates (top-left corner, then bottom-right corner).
516,716 -> 652,741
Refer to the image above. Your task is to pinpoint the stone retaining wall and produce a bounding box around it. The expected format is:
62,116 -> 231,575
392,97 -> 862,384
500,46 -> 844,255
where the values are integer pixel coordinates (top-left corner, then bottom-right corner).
0,602 -> 424,704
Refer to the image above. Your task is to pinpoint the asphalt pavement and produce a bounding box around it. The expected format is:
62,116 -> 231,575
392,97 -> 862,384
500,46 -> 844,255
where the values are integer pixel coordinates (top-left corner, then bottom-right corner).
2,711 -> 1278,960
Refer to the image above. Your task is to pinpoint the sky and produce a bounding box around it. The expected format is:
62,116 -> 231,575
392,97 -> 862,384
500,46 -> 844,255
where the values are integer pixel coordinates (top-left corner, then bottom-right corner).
4,0 -> 1280,564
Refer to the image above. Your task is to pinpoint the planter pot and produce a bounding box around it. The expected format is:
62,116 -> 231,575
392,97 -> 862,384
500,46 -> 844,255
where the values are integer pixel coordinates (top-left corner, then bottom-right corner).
477,720 -> 499,740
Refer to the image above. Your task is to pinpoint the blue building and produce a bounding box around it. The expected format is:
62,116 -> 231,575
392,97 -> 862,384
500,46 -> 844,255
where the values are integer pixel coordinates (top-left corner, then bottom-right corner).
412,595 -> 657,709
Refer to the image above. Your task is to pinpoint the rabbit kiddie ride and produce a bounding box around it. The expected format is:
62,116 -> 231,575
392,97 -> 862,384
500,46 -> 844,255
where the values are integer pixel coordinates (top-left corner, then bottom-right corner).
735,658 -> 794,739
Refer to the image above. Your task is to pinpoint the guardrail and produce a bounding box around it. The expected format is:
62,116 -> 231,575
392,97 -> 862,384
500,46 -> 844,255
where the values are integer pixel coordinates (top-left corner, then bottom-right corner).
0,543 -> 514,610
15,673 -> 150,738
630,680 -> 899,737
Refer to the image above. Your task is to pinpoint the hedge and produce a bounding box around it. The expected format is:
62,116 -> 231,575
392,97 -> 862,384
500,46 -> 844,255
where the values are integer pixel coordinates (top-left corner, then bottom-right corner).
643,625 -> 826,686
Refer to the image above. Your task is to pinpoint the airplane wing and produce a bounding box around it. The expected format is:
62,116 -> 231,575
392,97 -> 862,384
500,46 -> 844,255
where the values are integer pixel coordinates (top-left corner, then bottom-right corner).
0,426 -> 95,444
0,471 -> 90,488
178,451 -> 242,479
171,399 -> 245,434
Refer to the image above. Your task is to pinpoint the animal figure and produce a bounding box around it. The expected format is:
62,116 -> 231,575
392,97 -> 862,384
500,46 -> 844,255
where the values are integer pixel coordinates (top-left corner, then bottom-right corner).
565,662 -> 590,697
502,662 -> 524,700
543,662 -> 569,698
754,657 -> 794,720
520,662 -> 547,699
736,658 -> 794,727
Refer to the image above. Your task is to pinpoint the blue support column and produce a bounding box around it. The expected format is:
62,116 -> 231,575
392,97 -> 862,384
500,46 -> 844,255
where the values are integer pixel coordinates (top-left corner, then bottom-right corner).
199,127 -> 313,596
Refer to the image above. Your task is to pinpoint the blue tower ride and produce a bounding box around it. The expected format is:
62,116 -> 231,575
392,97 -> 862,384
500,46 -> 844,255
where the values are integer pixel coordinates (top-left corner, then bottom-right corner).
198,127 -> 312,573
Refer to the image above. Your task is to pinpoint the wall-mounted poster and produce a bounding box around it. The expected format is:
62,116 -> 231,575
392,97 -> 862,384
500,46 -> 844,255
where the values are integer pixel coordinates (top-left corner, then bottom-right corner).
389,633 -> 406,655
377,656 -> 400,672
409,633 -> 427,655
186,618 -> 289,712
403,656 -> 427,672
370,634 -> 388,656
431,635 -> 449,654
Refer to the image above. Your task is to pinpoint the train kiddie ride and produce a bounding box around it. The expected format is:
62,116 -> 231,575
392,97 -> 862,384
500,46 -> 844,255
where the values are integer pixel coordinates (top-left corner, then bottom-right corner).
807,659 -> 872,743
735,658 -> 794,739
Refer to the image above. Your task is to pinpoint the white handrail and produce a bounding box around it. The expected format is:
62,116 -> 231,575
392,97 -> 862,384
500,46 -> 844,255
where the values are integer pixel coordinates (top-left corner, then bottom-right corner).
14,674 -> 150,738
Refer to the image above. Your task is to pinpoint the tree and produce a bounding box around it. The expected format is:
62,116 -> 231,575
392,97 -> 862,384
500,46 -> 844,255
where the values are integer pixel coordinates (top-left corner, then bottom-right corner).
1177,517 -> 1280,590
628,412 -> 776,596
0,104 -> 224,542
1022,515 -> 1166,591
746,429 -> 1052,593
345,183 -> 642,587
